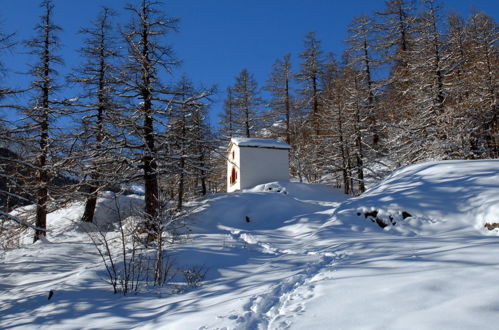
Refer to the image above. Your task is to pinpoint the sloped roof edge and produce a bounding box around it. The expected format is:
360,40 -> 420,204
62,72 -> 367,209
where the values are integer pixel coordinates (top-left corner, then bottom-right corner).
230,137 -> 291,150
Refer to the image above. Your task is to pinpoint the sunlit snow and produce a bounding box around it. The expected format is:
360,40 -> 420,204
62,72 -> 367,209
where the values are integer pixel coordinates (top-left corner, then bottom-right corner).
1,160 -> 498,329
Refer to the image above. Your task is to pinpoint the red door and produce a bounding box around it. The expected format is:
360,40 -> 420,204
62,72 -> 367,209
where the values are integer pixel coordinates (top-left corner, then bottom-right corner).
230,167 -> 237,185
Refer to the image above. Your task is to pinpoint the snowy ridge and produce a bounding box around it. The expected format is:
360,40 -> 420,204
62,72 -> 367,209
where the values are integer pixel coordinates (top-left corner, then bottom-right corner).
334,159 -> 499,235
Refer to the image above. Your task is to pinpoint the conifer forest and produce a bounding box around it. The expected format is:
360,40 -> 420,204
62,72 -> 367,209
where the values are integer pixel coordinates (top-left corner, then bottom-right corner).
0,0 -> 497,242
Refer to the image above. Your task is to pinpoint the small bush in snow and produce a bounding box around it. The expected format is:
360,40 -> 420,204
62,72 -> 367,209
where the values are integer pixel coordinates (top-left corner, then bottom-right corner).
87,194 -> 182,295
182,265 -> 208,288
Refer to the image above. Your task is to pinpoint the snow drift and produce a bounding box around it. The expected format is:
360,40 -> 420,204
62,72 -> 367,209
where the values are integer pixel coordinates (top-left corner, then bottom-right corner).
332,159 -> 499,236
1,160 -> 499,329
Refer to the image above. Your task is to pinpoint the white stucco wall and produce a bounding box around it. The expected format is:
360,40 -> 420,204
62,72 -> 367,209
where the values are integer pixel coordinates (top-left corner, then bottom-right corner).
238,147 -> 289,190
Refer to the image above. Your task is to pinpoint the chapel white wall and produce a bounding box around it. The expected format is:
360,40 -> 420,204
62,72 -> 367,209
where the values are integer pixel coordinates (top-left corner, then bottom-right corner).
238,147 -> 289,190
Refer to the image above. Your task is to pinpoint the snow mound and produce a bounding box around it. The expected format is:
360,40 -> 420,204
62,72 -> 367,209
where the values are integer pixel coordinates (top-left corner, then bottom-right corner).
245,182 -> 289,194
189,182 -> 347,233
332,159 -> 499,236
246,181 -> 348,202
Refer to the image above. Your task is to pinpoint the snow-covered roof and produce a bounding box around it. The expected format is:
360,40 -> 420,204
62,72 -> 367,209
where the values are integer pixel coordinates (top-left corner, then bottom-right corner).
230,137 -> 291,150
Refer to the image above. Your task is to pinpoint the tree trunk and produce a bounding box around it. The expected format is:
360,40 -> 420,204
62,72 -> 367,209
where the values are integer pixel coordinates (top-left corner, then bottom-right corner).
177,156 -> 185,211
141,5 -> 159,240
143,99 -> 159,237
34,118 -> 49,242
81,191 -> 98,223
312,73 -> 319,135
199,152 -> 207,196
80,16 -> 107,223
285,68 -> 291,144
34,15 -> 51,242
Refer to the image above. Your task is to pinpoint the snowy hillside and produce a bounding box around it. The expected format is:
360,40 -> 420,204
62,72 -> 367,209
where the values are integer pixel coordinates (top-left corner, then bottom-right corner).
335,159 -> 499,235
1,160 -> 499,329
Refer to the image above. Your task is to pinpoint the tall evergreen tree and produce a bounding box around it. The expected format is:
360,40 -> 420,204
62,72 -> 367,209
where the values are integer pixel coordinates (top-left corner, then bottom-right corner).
464,12 -> 498,158
69,7 -> 122,223
295,32 -> 324,136
403,0 -> 447,161
320,54 -> 354,193
291,32 -> 326,182
0,26 -> 19,217
22,0 -> 63,242
342,63 -> 368,194
346,14 -> 380,149
331,68 -> 355,194
218,87 -> 238,139
166,76 -> 213,210
375,0 -> 416,124
231,68 -> 261,138
189,100 -> 212,197
444,13 -> 471,157
343,14 -> 382,192
264,54 -> 293,144
121,0 -> 179,239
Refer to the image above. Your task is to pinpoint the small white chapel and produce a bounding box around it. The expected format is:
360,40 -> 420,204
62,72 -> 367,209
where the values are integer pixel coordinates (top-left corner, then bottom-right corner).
227,137 -> 291,192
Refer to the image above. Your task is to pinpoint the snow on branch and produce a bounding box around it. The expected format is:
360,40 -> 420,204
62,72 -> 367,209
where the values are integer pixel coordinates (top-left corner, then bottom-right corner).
0,210 -> 47,232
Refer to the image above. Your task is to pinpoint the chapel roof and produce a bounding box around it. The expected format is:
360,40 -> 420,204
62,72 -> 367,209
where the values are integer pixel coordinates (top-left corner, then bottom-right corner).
230,137 -> 291,150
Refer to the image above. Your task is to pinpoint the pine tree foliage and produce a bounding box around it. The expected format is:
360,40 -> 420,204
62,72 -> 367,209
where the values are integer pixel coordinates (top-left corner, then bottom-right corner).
320,57 -> 355,194
264,54 -> 294,144
165,76 -> 213,210
291,33 -> 326,183
444,13 -> 473,157
218,87 -> 238,139
68,7 -> 124,223
0,27 -> 15,83
373,0 -> 498,165
463,12 -> 498,158
230,68 -> 262,138
295,32 -> 324,136
375,0 -> 415,56
383,0 -> 449,162
121,0 -> 179,240
0,0 -> 496,245
313,54 -> 339,181
373,1 -> 416,169
0,25 -> 22,222
374,0 -> 416,124
17,0 -> 64,242
346,14 -> 381,151
408,0 -> 447,159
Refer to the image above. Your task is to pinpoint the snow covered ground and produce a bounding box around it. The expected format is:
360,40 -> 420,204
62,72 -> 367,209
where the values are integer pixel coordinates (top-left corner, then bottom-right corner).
1,160 -> 499,329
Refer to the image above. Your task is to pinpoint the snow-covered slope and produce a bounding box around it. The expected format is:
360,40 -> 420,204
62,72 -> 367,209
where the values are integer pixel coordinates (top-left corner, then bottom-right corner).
1,160 -> 498,329
333,159 -> 499,235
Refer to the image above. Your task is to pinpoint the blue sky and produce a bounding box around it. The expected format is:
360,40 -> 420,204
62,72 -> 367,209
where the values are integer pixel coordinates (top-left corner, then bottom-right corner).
1,0 -> 498,125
